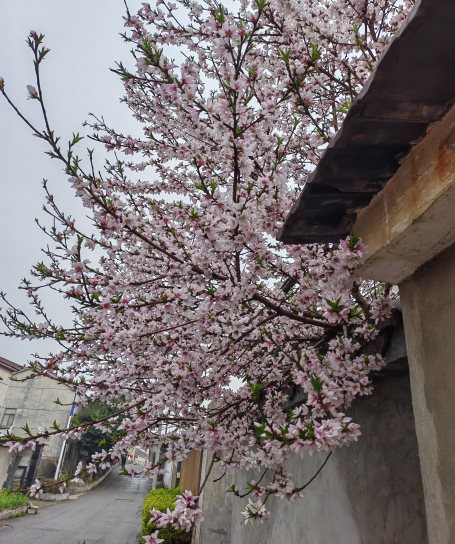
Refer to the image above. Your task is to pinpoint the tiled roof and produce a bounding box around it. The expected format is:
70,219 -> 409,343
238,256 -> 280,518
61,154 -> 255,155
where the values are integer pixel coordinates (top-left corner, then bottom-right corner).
0,356 -> 24,373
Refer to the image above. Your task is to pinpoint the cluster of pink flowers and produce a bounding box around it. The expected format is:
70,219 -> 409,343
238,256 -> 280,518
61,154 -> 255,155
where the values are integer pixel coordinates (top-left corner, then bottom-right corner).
0,0 -> 413,531
143,531 -> 164,544
242,499 -> 271,523
149,491 -> 203,534
29,479 -> 42,498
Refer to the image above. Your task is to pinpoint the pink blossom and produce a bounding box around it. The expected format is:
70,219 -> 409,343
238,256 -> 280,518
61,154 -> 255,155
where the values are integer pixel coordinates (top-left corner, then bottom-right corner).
0,3 -> 413,524
143,531 -> 164,544
29,479 -> 42,498
242,500 -> 270,523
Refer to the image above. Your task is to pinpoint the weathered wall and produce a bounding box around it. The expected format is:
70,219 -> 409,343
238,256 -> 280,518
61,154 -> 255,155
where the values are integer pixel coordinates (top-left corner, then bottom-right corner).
0,366 -> 12,408
197,453 -> 234,544
5,371 -> 74,455
198,371 -> 427,544
0,449 -> 10,487
0,371 -> 75,485
353,103 -> 455,284
401,242 -> 455,544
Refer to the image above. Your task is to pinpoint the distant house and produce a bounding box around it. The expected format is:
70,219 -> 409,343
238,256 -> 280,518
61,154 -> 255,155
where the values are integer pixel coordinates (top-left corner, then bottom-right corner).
0,356 -> 75,489
0,356 -> 22,412
128,445 -> 149,466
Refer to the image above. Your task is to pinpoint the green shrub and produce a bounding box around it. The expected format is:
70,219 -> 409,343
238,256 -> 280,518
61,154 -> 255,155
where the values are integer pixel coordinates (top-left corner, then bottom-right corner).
142,487 -> 191,543
0,489 -> 28,511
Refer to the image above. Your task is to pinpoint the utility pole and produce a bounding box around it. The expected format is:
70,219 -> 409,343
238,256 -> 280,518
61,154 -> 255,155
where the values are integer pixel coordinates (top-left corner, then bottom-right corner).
54,396 -> 77,480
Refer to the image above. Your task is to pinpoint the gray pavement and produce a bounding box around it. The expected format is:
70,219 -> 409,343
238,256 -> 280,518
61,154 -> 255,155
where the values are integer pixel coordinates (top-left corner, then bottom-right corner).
0,466 -> 152,544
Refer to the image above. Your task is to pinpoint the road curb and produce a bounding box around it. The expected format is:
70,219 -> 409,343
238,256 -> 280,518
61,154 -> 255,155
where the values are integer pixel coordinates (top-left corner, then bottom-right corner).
70,467 -> 112,494
39,491 -> 70,501
0,505 -> 28,520
39,468 -> 113,501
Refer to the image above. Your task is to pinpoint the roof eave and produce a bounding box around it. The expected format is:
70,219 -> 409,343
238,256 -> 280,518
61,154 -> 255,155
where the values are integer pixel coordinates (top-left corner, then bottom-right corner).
279,0 -> 455,244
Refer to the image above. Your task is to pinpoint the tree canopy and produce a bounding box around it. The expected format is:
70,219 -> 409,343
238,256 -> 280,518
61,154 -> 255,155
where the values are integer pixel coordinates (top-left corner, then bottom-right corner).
0,0 -> 413,536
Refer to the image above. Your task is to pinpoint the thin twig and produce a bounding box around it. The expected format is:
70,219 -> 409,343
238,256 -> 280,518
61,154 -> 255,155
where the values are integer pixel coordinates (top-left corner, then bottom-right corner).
198,454 -> 215,495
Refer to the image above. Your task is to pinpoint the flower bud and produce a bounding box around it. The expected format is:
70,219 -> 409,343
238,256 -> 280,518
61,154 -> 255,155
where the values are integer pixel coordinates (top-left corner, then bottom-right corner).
0,77 -> 4,91
27,84 -> 38,99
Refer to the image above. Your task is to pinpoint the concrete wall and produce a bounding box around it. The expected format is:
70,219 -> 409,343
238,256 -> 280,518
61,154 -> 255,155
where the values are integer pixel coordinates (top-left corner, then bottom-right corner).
0,371 -> 75,485
347,97 -> 455,544
198,370 -> 427,544
0,449 -> 10,486
163,460 -> 175,489
197,454 -> 234,544
401,242 -> 455,544
354,102 -> 455,284
0,366 -> 12,408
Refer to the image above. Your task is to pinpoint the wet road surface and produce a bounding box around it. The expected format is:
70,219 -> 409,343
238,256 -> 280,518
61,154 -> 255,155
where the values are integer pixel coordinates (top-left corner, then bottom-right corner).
0,466 -> 152,544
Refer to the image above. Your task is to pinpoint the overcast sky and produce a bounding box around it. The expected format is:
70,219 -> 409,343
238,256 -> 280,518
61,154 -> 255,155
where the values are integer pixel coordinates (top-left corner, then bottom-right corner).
0,1 -> 144,364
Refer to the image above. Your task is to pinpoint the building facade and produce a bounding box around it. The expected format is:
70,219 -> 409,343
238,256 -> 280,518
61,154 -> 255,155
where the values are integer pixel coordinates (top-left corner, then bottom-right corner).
0,356 -> 75,489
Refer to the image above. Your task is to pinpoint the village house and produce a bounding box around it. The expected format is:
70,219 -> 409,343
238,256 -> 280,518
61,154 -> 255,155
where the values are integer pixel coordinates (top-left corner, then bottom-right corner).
0,356 -> 75,489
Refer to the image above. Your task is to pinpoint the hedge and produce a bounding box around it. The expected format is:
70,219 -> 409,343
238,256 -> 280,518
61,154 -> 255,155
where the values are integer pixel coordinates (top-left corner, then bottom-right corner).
142,487 -> 191,543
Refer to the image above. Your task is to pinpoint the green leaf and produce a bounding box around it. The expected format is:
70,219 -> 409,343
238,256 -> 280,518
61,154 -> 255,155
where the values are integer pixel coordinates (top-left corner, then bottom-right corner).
348,234 -> 360,248
310,374 -> 323,394
227,484 -> 240,496
280,49 -> 290,63
248,382 -> 264,399
337,100 -> 352,115
21,423 -> 32,436
325,297 -> 342,311
206,284 -> 216,297
310,43 -> 321,62
214,7 -> 226,25
55,329 -> 66,341
255,0 -> 269,10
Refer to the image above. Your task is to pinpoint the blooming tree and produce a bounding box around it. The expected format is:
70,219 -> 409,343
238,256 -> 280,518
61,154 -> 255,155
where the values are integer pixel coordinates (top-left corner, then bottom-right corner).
0,0 -> 412,535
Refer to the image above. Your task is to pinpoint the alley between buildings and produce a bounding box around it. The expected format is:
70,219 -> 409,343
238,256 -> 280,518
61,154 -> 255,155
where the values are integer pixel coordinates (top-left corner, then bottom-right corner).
0,467 -> 151,544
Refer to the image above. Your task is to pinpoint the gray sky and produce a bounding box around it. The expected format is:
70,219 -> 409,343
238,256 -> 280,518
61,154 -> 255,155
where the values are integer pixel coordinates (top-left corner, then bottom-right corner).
0,0 -> 144,364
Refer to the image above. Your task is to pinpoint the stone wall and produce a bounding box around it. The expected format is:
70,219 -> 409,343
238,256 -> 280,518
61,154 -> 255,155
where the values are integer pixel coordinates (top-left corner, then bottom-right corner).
198,367 -> 427,544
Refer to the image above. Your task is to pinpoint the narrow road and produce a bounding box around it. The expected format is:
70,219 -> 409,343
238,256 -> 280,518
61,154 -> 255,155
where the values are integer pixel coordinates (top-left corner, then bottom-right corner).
0,466 -> 152,544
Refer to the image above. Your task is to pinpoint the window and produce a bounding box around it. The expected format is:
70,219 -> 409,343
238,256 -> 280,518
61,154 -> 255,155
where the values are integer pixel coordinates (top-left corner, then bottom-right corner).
0,408 -> 16,428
